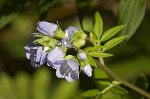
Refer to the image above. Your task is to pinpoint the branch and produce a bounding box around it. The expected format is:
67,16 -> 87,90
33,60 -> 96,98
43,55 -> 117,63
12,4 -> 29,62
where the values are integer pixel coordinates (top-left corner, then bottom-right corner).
96,59 -> 150,98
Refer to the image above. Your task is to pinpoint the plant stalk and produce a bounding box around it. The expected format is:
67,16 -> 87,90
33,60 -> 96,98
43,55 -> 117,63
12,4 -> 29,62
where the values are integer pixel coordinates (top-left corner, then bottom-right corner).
97,59 -> 150,99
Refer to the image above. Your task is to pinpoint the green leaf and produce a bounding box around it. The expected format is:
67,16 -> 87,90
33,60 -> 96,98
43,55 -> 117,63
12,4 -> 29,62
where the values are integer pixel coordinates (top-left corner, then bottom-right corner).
90,32 -> 99,46
135,73 -> 148,90
70,31 -> 85,43
81,89 -> 99,97
134,73 -> 148,91
33,36 -> 57,47
86,56 -> 97,67
101,25 -> 125,42
102,35 -> 127,52
0,13 -> 18,29
71,31 -> 87,48
83,46 -> 104,52
76,0 -> 92,29
131,73 -> 149,99
93,67 -> 110,85
0,73 -> 14,99
118,0 -> 146,40
32,68 -> 51,99
50,80 -> 79,99
102,90 -> 122,99
54,29 -> 65,39
111,85 -> 128,95
87,52 -> 113,58
80,61 -> 87,67
72,39 -> 86,48
47,38 -> 57,47
33,37 -> 50,44
15,72 -> 30,99
93,11 -> 103,40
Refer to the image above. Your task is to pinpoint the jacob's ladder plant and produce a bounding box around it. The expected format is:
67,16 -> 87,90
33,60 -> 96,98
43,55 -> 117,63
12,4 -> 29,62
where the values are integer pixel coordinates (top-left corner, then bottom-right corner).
24,12 -> 150,99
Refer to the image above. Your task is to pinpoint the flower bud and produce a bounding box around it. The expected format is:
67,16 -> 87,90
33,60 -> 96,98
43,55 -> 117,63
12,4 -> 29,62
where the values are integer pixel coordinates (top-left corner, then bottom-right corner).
73,39 -> 86,48
36,21 -> 58,37
78,52 -> 87,60
82,64 -> 92,77
54,30 -> 65,39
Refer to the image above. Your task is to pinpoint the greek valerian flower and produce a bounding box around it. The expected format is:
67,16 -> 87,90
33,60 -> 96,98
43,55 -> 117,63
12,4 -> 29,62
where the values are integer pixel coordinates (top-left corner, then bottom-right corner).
65,26 -> 79,39
25,21 -> 94,82
47,47 -> 65,69
24,44 -> 48,67
78,51 -> 93,77
36,21 -> 58,37
54,59 -> 79,82
82,64 -> 93,77
57,26 -> 79,48
78,52 -> 87,60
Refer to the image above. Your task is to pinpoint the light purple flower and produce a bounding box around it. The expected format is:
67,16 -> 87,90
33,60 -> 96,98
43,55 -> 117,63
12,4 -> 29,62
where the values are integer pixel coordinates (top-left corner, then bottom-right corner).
57,26 -> 79,48
47,47 -> 65,69
57,37 -> 71,48
78,52 -> 87,60
54,59 -> 79,82
24,45 -> 48,67
65,26 -> 79,39
82,64 -> 93,77
36,21 -> 58,37
78,52 -> 93,77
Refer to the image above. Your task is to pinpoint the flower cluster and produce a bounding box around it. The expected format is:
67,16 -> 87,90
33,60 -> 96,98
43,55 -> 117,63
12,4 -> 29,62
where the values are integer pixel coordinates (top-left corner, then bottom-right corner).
25,21 -> 92,82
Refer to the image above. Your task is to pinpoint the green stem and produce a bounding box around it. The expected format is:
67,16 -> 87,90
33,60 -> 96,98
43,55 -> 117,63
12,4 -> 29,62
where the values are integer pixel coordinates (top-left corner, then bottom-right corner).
71,44 -> 150,98
100,81 -> 121,94
97,60 -> 150,98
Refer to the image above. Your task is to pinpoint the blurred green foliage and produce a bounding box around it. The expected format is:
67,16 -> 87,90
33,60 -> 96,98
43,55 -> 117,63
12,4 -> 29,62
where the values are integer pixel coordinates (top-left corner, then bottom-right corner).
0,67 -> 80,99
0,0 -> 150,99
118,0 -> 146,40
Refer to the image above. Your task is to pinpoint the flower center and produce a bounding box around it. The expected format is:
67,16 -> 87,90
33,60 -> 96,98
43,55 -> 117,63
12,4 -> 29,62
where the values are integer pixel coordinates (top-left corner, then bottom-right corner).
57,37 -> 72,48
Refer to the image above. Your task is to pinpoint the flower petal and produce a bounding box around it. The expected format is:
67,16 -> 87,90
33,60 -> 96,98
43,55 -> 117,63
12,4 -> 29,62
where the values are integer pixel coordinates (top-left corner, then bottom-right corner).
56,66 -> 64,78
65,75 -> 74,82
47,47 -> 65,68
70,71 -> 79,80
24,44 -> 38,59
54,59 -> 79,82
65,70 -> 79,82
30,46 -> 47,67
65,26 -> 79,39
57,37 -> 72,48
36,21 -> 58,37
78,52 -> 87,60
67,59 -> 79,70
83,64 -> 93,77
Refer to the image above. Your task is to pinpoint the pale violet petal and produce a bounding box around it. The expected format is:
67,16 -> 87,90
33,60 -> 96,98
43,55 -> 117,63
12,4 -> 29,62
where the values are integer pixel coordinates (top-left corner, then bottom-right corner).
70,71 -> 79,80
65,71 -> 79,82
54,60 -> 65,65
30,49 -> 39,67
65,26 -> 79,39
36,21 -> 58,37
26,52 -> 31,59
36,47 -> 47,65
65,76 -> 74,82
56,66 -> 64,78
47,47 -> 65,68
24,43 -> 39,60
78,52 -> 87,60
30,46 -> 47,67
67,59 -> 79,70
83,64 -> 93,77
56,61 -> 71,78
